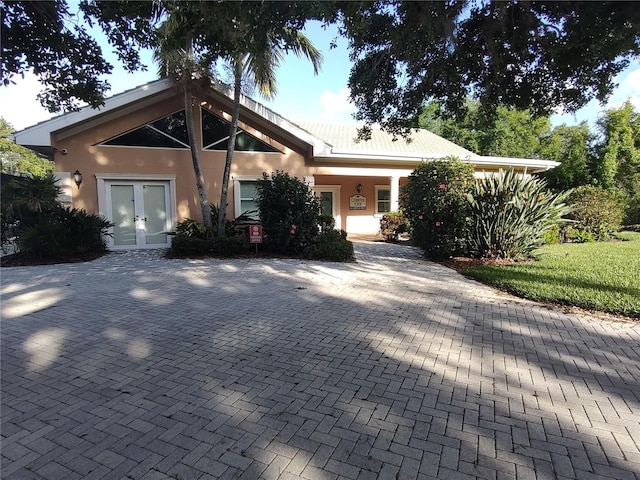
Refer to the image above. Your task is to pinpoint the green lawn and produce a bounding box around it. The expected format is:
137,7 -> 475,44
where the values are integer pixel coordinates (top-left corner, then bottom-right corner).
464,231 -> 640,318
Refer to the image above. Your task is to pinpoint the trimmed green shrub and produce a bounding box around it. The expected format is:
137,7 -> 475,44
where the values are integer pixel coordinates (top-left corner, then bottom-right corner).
318,214 -> 335,232
212,234 -> 251,255
17,206 -> 111,259
379,211 -> 408,241
255,171 -> 321,254
400,158 -> 476,260
306,229 -> 354,261
2,175 -> 111,260
567,186 -> 626,241
466,169 -> 572,259
168,236 -> 214,257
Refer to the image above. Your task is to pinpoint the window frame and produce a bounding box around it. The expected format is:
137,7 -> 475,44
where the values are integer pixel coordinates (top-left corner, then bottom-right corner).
233,176 -> 262,219
375,185 -> 391,215
201,108 -> 281,153
98,110 -> 190,149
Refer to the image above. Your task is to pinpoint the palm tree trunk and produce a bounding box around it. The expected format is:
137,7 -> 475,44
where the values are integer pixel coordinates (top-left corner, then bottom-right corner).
218,59 -> 243,238
185,88 -> 212,228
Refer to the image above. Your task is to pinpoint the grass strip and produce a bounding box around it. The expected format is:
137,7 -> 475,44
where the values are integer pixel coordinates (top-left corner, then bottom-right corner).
464,231 -> 640,318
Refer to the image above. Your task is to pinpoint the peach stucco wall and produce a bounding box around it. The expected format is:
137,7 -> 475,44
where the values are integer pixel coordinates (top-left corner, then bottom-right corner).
51,92 -> 442,236
52,95 -> 309,223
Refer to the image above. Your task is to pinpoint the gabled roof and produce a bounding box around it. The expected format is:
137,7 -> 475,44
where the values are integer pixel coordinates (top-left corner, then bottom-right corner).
12,78 -> 558,172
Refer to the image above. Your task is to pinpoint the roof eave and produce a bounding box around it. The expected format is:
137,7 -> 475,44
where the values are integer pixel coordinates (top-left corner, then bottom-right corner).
13,78 -> 176,147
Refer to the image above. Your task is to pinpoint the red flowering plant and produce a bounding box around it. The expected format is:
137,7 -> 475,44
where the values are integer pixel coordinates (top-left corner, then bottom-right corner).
400,157 -> 475,260
255,171 -> 321,254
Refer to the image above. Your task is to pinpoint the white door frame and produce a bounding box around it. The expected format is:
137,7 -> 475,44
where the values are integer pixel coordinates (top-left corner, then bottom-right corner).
313,185 -> 341,230
96,174 -> 177,250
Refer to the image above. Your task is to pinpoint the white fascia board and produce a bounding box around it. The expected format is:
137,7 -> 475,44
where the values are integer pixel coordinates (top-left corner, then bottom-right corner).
315,151 -> 559,172
315,152 -> 463,163
471,155 -> 560,171
232,91 -> 332,156
13,79 -> 175,147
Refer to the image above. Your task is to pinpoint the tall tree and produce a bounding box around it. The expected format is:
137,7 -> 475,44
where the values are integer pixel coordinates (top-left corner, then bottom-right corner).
341,1 -> 640,137
0,118 -> 54,176
153,2 -> 323,231
217,28 -> 322,237
419,100 -> 551,158
2,0 -> 159,111
594,100 -> 640,191
153,2 -> 222,229
539,123 -> 594,191
594,100 -> 640,223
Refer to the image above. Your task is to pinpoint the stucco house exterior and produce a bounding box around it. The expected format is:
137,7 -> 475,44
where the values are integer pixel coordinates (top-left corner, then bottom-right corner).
13,78 -> 558,250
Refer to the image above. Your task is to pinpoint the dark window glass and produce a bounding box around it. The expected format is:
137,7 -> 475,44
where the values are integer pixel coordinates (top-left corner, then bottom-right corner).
102,111 -> 189,148
103,125 -> 186,148
202,109 -> 229,148
202,109 -> 279,153
150,110 -> 189,145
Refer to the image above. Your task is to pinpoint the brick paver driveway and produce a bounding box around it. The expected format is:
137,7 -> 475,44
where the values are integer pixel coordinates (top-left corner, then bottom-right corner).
2,241 -> 639,480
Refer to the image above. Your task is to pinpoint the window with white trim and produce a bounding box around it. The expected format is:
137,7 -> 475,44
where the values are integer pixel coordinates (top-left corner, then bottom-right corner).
238,181 -> 259,216
375,186 -> 391,214
101,110 -> 189,148
202,109 -> 279,152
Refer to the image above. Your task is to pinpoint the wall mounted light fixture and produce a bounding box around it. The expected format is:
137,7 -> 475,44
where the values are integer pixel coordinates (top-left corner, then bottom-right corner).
356,183 -> 363,193
73,170 -> 83,188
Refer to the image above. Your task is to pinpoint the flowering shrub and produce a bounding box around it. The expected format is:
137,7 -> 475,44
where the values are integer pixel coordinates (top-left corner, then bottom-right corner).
400,158 -> 476,259
255,171 -> 321,254
379,211 -> 408,241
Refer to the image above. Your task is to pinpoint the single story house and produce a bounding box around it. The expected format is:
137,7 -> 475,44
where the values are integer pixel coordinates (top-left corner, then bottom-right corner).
13,78 -> 558,250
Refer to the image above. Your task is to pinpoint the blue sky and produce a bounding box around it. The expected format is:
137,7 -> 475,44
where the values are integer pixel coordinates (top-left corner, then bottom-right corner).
1,20 -> 638,132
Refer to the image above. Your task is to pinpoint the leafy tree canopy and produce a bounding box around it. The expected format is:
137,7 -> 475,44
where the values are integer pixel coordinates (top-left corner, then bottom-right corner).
341,1 -> 640,137
0,118 -> 54,176
1,0 -> 159,112
1,0 -> 331,113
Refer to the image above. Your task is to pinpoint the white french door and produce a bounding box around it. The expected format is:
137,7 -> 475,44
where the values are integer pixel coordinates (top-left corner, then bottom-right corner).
106,181 -> 171,248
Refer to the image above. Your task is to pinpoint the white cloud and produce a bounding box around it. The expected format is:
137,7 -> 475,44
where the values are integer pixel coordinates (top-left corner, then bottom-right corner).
607,67 -> 640,110
318,88 -> 357,121
0,73 -> 55,131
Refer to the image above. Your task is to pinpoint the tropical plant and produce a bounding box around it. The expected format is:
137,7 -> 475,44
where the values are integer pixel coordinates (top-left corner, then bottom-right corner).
400,158 -> 476,260
217,28 -> 322,238
466,169 -> 572,259
1,173 -> 61,227
1,174 -> 111,260
255,171 -> 321,254
154,16 -> 214,228
18,206 -> 111,259
566,186 -> 626,241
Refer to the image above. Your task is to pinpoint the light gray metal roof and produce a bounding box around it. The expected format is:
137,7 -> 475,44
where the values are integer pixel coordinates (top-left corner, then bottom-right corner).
292,122 -> 475,159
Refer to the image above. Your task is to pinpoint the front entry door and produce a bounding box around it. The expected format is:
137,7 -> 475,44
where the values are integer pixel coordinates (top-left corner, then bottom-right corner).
107,181 -> 171,248
314,186 -> 341,229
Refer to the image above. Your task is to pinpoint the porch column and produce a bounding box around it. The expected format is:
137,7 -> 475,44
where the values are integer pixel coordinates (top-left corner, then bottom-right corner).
390,175 -> 401,211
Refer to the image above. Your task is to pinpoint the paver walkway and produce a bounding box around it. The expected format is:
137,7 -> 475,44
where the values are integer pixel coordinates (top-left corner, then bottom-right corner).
1,242 -> 639,480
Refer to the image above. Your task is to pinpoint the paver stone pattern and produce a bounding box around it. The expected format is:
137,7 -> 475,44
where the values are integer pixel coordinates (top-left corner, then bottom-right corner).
1,241 -> 639,479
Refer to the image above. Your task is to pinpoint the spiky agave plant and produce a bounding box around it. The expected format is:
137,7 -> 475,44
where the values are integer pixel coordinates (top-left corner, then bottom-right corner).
467,169 -> 572,259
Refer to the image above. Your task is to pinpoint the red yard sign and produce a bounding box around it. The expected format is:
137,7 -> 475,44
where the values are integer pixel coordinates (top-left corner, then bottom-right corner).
249,225 -> 263,243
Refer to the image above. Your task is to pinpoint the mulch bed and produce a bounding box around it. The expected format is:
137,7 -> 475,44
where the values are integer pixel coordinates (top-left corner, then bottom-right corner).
0,252 -> 106,267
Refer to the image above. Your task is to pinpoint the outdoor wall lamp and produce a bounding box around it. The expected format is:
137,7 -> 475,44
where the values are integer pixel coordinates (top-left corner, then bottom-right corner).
73,170 -> 83,188
356,183 -> 363,193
